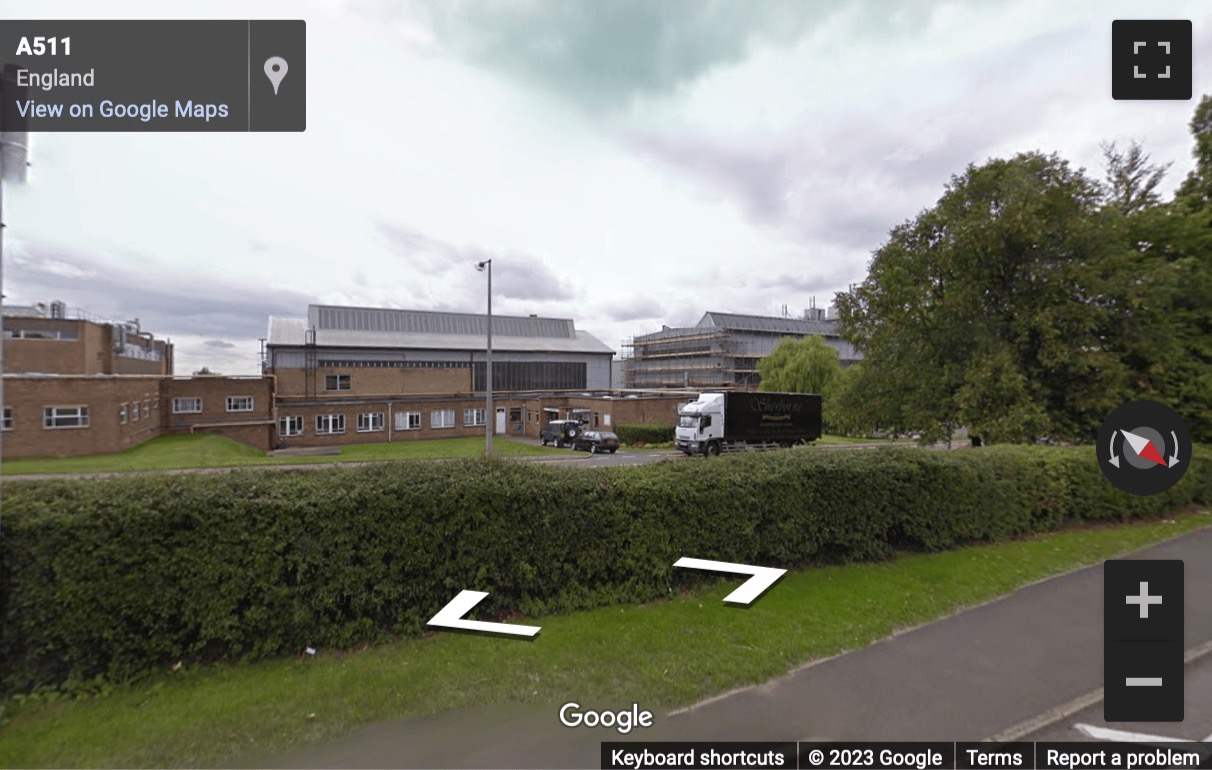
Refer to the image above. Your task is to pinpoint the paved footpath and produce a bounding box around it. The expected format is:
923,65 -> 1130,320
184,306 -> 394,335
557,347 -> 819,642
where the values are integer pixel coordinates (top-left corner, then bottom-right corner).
251,522 -> 1212,769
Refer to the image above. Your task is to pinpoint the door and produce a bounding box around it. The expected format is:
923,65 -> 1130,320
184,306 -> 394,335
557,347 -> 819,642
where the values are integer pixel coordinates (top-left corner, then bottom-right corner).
496,407 -> 507,434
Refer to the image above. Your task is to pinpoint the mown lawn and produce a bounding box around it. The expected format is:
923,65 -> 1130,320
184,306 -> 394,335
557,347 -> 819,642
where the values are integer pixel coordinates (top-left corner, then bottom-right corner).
2,512 -> 1207,768
1,433 -> 559,475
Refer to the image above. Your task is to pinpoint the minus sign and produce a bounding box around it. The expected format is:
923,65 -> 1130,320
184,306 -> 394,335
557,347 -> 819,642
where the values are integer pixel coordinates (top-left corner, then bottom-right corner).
1125,677 -> 1163,686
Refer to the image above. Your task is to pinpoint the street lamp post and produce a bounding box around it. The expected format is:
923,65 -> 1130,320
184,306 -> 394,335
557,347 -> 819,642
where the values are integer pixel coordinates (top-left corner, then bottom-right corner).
475,259 -> 492,454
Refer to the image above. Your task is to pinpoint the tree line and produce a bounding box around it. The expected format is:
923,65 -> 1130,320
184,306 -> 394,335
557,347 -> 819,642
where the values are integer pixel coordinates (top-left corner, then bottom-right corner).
760,97 -> 1212,444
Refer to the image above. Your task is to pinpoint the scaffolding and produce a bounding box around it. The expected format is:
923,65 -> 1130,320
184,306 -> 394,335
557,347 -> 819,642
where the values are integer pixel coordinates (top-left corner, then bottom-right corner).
620,312 -> 855,389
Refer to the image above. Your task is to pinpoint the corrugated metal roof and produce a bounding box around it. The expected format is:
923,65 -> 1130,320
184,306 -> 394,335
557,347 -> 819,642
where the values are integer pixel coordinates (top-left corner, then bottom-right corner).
268,316 -> 308,345
698,311 -> 840,336
307,305 -> 576,339
267,311 -> 613,355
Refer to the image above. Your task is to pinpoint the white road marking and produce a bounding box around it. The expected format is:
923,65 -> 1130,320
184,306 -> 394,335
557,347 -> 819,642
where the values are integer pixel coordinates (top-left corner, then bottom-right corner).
1075,723 -> 1184,743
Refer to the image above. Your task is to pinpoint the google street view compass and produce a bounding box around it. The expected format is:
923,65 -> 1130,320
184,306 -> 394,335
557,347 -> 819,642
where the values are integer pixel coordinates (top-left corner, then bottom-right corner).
1098,400 -> 1191,496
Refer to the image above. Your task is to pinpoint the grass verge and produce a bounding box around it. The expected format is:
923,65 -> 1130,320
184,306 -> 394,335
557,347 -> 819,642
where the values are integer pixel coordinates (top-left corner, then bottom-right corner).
2,511 -> 1208,768
1,434 -> 557,476
815,433 -> 910,445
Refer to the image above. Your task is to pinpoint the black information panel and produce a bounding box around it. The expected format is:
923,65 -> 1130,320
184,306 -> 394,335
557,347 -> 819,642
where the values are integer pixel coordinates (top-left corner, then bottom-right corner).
599,742 -> 1212,770
0,20 -> 305,131
1104,559 -> 1184,722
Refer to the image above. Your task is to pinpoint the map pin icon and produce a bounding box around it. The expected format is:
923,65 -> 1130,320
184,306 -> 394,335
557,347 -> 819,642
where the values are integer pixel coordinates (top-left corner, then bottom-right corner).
264,57 -> 288,95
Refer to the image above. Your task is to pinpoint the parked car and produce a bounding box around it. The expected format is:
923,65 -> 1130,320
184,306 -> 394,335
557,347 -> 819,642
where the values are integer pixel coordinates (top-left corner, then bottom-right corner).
571,430 -> 620,454
540,419 -> 586,448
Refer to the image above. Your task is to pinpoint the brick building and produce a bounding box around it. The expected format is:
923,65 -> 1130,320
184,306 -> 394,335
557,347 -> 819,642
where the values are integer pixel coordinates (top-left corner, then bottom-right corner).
2,301 -> 276,459
263,304 -> 658,449
1,300 -> 693,459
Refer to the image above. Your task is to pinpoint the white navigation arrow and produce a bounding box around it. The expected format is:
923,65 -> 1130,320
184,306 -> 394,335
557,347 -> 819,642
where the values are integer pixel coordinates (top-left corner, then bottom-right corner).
674,557 -> 786,605
1170,430 -> 1181,467
1109,431 -> 1121,468
427,590 -> 541,637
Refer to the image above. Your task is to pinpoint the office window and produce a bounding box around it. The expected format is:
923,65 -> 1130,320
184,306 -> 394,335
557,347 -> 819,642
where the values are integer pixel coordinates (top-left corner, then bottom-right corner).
2,406 -> 11,431
131,401 -> 140,422
143,400 -> 151,418
430,409 -> 456,429
316,414 -> 346,434
357,412 -> 385,432
43,405 -> 90,429
119,403 -> 128,425
278,415 -> 303,437
463,408 -> 486,427
396,411 -> 421,431
173,397 -> 202,413
226,396 -> 255,412
325,374 -> 351,391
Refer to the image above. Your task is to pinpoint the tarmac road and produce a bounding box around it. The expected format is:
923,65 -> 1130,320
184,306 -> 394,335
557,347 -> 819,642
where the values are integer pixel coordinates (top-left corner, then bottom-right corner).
1019,652 -> 1212,744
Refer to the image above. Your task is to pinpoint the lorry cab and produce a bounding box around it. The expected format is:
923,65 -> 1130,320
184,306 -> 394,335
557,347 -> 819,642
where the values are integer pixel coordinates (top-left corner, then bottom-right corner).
675,392 -> 726,455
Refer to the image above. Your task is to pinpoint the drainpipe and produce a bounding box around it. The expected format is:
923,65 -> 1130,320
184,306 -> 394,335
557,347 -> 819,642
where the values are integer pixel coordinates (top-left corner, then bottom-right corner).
388,400 -> 393,443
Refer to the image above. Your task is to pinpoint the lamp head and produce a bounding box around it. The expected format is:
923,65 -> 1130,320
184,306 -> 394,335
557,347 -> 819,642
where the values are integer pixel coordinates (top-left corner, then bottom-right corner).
475,259 -> 491,272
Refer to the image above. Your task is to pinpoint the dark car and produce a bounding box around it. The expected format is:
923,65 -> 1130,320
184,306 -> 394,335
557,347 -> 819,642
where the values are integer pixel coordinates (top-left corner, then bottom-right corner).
570,430 -> 620,454
540,419 -> 586,448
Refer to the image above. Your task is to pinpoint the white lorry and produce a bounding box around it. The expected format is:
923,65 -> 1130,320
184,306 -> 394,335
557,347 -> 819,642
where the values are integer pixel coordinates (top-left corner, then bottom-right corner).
674,391 -> 823,456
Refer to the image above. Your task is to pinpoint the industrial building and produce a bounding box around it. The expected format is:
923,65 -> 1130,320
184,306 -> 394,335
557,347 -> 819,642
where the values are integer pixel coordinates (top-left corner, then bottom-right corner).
1,300 -> 691,459
261,304 -> 684,449
622,306 -> 862,389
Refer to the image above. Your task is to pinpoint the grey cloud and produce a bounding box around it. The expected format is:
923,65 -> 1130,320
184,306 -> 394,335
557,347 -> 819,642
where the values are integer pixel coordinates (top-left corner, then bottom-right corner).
378,222 -> 467,273
601,295 -> 664,323
7,240 -> 314,341
627,67 -> 1065,255
753,271 -> 848,295
203,339 -> 237,349
493,257 -> 575,302
357,0 -> 950,113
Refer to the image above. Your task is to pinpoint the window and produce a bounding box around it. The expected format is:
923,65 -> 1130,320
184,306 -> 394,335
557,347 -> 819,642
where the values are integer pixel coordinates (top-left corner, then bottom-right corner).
131,401 -> 140,422
43,405 -> 90,429
2,407 -> 11,431
316,414 -> 346,434
119,403 -> 128,425
463,408 -> 486,427
430,409 -> 456,429
357,412 -> 385,432
173,397 -> 202,413
278,415 -> 303,437
395,411 -> 421,431
325,374 -> 351,391
226,396 -> 255,412
143,400 -> 151,418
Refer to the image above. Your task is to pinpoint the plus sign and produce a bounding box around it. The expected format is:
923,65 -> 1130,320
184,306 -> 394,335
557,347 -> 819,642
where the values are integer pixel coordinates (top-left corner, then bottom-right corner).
1126,581 -> 1163,619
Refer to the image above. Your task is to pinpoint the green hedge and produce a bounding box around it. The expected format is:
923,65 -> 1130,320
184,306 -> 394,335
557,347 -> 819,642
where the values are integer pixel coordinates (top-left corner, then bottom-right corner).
614,423 -> 675,445
2,445 -> 1209,696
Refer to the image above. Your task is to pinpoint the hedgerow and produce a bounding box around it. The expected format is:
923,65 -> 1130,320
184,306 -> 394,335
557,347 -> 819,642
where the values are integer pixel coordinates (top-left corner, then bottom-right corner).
2,444 -> 1208,695
614,423 -> 676,445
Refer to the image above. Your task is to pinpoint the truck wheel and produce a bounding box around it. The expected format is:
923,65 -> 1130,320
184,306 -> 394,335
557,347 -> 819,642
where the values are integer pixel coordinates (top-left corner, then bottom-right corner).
567,428 -> 579,439
555,439 -> 563,448
590,444 -> 598,454
542,438 -> 549,446
706,442 -> 721,457
609,448 -> 617,454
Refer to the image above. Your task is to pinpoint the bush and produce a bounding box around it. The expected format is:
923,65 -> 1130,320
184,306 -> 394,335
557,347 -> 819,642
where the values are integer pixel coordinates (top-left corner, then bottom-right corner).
614,423 -> 675,445
2,445 -> 1209,696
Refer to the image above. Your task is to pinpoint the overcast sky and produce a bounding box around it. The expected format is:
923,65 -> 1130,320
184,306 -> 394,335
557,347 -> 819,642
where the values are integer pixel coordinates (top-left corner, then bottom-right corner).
4,0 -> 1212,375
